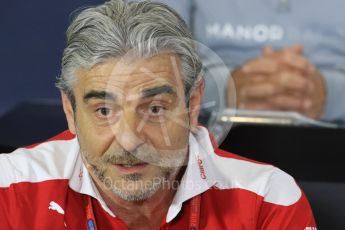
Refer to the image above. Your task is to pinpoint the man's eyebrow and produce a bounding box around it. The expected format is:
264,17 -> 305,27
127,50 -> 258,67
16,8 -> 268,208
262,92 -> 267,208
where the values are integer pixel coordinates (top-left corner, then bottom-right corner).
142,85 -> 176,98
83,90 -> 117,103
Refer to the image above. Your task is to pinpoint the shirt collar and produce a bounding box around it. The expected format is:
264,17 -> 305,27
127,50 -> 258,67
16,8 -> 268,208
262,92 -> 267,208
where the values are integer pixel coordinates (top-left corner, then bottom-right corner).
166,126 -> 217,222
68,126 -> 216,221
68,152 -> 116,217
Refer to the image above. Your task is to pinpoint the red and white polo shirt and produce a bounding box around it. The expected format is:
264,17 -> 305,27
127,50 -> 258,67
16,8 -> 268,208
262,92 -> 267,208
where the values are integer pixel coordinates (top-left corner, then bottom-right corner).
0,127 -> 317,229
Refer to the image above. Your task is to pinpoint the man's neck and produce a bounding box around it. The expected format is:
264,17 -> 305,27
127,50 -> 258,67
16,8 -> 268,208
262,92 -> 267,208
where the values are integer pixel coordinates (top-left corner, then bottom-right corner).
100,186 -> 176,230
94,167 -> 186,230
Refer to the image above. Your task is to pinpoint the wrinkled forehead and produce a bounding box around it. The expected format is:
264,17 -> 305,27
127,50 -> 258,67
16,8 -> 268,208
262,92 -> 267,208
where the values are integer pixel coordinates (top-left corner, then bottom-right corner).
74,54 -> 186,101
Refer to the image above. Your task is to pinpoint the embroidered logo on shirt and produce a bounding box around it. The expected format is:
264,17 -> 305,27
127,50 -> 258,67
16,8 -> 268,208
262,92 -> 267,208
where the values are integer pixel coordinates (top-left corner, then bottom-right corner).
48,201 -> 65,215
197,156 -> 207,179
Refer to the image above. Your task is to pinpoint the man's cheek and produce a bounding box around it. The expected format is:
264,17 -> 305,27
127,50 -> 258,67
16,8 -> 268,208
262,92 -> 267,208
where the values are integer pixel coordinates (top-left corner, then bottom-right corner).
167,124 -> 189,145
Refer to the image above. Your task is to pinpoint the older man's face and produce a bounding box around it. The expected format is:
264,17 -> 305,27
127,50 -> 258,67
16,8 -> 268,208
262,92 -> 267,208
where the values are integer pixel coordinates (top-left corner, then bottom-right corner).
62,54 -> 202,201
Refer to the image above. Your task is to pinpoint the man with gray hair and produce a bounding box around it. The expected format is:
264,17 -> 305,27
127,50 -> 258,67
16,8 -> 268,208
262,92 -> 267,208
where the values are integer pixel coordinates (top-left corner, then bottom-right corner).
0,0 -> 316,229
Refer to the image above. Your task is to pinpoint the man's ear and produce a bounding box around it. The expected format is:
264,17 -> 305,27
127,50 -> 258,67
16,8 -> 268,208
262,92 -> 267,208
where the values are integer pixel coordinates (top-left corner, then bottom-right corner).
61,92 -> 76,135
189,79 -> 204,131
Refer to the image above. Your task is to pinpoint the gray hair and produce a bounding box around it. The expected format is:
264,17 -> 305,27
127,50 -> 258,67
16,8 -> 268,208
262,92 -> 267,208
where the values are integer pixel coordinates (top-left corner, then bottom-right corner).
56,0 -> 202,107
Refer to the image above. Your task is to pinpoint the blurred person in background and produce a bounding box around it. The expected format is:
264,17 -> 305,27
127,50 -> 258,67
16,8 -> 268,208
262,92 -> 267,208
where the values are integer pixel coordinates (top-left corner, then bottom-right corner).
157,0 -> 345,125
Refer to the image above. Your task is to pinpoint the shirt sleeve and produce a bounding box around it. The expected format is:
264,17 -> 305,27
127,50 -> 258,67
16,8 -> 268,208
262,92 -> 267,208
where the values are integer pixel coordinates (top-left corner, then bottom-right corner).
256,169 -> 317,229
0,156 -> 18,229
320,68 -> 345,124
257,192 -> 317,229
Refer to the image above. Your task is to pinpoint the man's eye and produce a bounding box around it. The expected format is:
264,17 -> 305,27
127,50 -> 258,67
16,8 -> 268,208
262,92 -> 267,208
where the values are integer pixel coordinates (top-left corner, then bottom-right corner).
96,107 -> 113,118
149,105 -> 165,115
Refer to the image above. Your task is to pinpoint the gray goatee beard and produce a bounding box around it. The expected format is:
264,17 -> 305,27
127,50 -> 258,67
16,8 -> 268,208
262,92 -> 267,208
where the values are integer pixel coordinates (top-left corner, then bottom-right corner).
92,163 -> 180,202
83,151 -> 184,202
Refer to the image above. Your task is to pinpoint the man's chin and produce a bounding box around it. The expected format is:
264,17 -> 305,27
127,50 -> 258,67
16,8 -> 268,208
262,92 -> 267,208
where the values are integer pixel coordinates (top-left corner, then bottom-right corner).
96,164 -> 181,201
110,178 -> 163,202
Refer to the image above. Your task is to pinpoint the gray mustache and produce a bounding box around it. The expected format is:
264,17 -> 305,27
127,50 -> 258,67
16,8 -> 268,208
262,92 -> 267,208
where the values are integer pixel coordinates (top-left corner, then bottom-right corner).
104,152 -> 143,165
102,148 -> 158,165
87,144 -> 189,168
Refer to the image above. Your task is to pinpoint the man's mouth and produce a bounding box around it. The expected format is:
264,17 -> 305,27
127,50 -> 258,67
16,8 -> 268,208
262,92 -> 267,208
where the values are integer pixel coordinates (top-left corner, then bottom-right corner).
114,163 -> 148,174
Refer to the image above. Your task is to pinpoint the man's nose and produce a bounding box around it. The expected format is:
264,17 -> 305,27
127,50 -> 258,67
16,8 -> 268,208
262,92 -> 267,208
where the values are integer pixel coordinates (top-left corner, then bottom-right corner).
113,112 -> 145,152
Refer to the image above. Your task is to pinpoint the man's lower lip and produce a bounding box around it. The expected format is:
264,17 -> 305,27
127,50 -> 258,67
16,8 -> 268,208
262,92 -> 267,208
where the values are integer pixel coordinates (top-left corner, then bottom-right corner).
114,163 -> 148,173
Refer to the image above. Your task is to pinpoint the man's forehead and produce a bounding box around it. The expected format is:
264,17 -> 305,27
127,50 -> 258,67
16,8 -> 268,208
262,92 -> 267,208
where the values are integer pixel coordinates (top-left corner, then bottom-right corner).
76,54 -> 185,93
81,53 -> 181,78
75,54 -> 186,101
